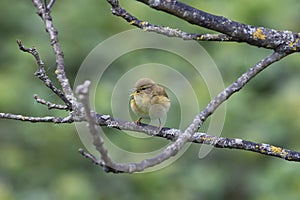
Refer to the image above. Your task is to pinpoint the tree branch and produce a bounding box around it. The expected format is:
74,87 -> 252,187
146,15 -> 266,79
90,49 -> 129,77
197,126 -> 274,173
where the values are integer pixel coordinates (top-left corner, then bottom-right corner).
75,81 -> 191,173
33,94 -> 69,110
107,0 -> 234,42
76,80 -> 118,172
83,113 -> 300,163
192,132 -> 300,162
107,0 -> 300,52
1,1 -> 299,175
32,0 -> 77,105
181,52 -> 289,142
17,40 -> 72,110
45,0 -> 55,11
91,113 -> 300,162
76,49 -> 295,173
136,0 -> 300,53
0,112 -> 73,123
91,51 -> 292,172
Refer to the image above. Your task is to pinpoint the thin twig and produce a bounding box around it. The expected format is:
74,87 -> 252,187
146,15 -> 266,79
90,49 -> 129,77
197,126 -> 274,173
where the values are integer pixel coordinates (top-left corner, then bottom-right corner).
107,0 -> 233,42
184,52 -> 289,137
192,132 -> 300,161
0,112 -> 73,123
76,81 -> 117,172
78,149 -> 123,173
31,0 -> 76,105
136,0 -> 300,53
46,0 -> 55,10
96,114 -> 300,162
92,112 -> 300,162
33,94 -> 69,110
16,40 -> 72,110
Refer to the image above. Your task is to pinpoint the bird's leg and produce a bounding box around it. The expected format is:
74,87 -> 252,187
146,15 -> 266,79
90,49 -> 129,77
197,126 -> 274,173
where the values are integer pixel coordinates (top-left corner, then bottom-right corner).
135,117 -> 142,125
157,118 -> 163,132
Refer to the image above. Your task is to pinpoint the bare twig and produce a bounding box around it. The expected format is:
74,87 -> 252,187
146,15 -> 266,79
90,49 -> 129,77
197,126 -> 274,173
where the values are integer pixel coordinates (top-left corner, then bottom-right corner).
107,0 -> 300,52
0,112 -> 73,123
33,95 -> 69,110
76,81 -> 117,172
31,0 -> 77,105
93,114 -> 300,162
95,114 -> 176,139
107,0 -> 233,41
17,40 -> 72,110
192,133 -> 300,161
136,0 -> 300,53
78,149 -> 123,173
46,0 -> 55,10
181,52 -> 289,143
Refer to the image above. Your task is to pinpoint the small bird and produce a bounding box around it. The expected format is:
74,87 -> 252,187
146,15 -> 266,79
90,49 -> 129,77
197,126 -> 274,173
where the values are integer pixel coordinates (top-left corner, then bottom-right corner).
130,78 -> 171,131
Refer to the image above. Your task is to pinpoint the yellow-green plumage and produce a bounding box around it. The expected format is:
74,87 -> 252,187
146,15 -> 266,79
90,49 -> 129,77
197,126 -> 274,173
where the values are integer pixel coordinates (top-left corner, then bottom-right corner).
130,78 -> 170,131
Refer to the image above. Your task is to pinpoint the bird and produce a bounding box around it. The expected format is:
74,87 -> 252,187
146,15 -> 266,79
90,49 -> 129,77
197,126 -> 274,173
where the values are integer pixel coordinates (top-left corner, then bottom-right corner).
130,78 -> 171,132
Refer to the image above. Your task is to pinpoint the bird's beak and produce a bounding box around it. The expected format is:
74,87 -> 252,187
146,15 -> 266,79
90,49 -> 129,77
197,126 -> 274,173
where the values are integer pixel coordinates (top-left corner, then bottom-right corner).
129,88 -> 136,97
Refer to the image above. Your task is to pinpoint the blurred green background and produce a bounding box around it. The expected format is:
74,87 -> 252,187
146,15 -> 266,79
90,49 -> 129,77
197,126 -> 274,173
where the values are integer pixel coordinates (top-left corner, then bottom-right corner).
1,0 -> 300,199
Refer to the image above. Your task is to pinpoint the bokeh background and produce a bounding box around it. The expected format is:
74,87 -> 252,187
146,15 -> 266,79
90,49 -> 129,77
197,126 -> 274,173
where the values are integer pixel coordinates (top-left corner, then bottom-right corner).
1,0 -> 300,199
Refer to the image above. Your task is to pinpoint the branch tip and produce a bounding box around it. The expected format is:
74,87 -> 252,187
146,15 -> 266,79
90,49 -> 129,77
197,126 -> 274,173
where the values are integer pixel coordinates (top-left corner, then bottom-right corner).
46,0 -> 55,10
